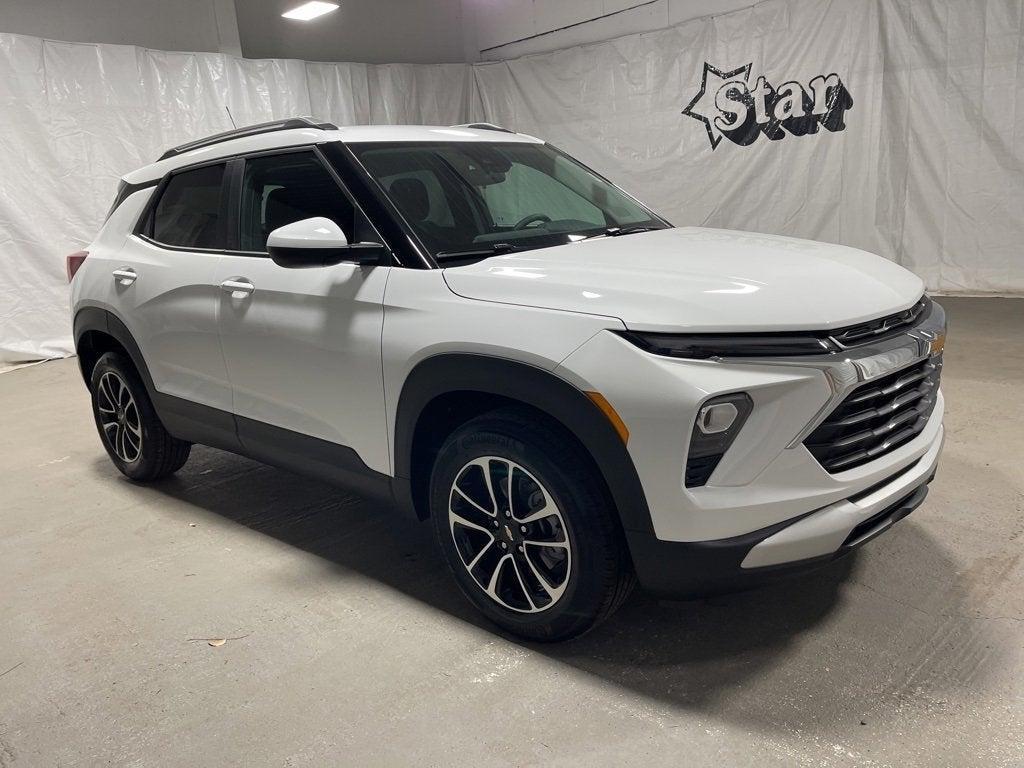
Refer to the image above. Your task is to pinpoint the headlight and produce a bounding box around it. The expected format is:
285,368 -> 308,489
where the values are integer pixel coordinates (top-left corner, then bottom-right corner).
686,393 -> 753,487
614,330 -> 833,359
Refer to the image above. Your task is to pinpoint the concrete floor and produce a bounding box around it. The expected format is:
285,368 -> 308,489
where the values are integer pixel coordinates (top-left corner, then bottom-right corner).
1,297 -> 1021,767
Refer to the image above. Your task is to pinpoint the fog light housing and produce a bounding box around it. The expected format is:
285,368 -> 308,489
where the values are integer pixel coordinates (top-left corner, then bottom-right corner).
697,401 -> 739,434
686,393 -> 753,488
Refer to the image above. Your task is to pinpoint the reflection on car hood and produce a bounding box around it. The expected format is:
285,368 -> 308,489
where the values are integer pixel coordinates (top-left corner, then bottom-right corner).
442,227 -> 925,333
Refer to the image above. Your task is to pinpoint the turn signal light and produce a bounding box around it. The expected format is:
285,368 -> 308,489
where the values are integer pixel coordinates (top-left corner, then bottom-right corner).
66,250 -> 89,282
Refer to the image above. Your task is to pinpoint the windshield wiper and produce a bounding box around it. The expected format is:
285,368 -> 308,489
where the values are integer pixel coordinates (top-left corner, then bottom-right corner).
435,243 -> 517,261
582,226 -> 662,241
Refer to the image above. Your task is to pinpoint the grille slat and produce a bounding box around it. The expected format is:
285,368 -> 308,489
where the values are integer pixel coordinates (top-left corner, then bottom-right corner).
805,355 -> 942,473
829,297 -> 930,347
831,388 -> 927,428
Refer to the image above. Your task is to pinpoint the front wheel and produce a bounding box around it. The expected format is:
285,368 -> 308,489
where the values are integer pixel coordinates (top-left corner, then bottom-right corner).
429,408 -> 634,641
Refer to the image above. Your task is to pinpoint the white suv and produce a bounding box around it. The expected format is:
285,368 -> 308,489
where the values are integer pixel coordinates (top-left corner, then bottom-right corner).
69,118 -> 946,640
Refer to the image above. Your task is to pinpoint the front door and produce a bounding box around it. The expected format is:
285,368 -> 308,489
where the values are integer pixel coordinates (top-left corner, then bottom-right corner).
214,149 -> 391,475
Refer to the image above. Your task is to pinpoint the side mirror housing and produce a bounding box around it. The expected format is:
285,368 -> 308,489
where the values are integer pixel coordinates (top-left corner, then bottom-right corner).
267,217 -> 385,268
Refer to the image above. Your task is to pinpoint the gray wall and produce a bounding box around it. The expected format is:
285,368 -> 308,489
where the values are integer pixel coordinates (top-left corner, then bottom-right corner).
0,0 -> 241,53
465,0 -> 755,60
0,0 -> 759,63
235,0 -> 468,63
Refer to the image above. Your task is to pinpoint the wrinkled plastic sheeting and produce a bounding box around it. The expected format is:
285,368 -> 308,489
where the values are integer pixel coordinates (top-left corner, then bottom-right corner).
3,0 -> 1024,363
0,33 -> 475,363
474,0 -> 1024,296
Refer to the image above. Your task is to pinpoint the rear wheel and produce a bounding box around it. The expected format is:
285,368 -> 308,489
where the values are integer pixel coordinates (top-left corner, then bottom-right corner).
430,408 -> 634,641
89,351 -> 191,481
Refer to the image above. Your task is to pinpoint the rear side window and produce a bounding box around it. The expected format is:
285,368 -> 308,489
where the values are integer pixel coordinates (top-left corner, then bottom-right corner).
149,163 -> 226,249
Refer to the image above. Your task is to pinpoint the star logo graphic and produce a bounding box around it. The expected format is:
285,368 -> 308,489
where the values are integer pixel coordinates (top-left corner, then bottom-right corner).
682,62 -> 753,149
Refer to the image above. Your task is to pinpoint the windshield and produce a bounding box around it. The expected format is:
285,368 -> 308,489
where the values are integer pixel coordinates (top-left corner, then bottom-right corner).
348,141 -> 668,261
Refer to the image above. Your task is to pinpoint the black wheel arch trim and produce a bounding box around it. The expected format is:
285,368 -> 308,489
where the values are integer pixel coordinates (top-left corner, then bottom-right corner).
74,317 -> 655,546
74,306 -> 155,392
392,353 -> 656,537
74,306 -> 241,452
73,306 -> 393,501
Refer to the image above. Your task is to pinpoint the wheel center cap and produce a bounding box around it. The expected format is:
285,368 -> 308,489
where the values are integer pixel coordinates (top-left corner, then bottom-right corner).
502,523 -> 516,543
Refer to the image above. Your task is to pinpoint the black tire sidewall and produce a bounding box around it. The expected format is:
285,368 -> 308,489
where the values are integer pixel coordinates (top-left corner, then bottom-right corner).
90,352 -> 163,481
430,413 -> 622,641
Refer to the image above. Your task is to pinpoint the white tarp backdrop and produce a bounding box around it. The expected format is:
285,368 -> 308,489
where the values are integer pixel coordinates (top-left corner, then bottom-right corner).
1,0 -> 1022,363
0,35 -> 475,363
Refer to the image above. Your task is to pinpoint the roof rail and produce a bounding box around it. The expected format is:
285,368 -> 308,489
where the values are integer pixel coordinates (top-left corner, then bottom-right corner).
157,117 -> 338,162
450,122 -> 516,134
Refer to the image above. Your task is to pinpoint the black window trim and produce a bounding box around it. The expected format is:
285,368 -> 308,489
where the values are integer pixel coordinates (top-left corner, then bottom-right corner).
132,155 -> 233,254
223,145 -> 392,263
318,141 -> 432,269
132,144 -> 402,266
106,178 -> 160,222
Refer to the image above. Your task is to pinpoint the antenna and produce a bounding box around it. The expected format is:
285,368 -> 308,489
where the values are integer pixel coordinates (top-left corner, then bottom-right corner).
225,106 -> 237,129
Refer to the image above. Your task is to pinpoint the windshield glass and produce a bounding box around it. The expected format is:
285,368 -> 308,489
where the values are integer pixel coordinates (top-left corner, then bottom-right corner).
348,141 -> 668,260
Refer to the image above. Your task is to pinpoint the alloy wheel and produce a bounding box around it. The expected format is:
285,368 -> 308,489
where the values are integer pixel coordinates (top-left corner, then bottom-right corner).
448,456 -> 572,613
96,371 -> 143,463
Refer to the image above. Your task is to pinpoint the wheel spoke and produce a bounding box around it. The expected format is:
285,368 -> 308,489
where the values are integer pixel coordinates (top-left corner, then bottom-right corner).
465,538 -> 495,572
117,378 -> 130,408
116,424 -> 126,460
124,428 -> 141,451
98,375 -> 115,411
509,556 -> 536,610
517,504 -> 556,524
471,457 -> 500,515
506,462 -> 516,518
449,508 -> 493,536
452,485 -> 494,519
523,538 -> 569,549
521,547 -> 563,602
485,554 -> 510,599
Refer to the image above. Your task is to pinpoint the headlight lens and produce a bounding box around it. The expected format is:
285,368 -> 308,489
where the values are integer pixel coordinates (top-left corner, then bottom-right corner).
686,392 -> 753,488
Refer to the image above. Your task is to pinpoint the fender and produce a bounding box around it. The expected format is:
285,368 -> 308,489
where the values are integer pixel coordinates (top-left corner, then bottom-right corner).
392,353 -> 656,537
74,306 -> 156,392
73,307 -> 241,453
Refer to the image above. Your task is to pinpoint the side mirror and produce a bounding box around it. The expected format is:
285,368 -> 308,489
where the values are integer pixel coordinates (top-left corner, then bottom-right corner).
267,217 -> 385,268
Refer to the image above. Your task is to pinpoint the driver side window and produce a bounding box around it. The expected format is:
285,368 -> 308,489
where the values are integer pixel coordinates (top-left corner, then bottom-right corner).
482,161 -> 604,228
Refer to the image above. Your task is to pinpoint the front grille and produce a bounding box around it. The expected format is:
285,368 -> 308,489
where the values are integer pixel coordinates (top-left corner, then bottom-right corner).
804,354 -> 942,473
829,296 -> 930,348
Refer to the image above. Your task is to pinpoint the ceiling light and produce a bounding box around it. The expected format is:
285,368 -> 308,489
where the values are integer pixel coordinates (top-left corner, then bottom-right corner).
282,1 -> 339,21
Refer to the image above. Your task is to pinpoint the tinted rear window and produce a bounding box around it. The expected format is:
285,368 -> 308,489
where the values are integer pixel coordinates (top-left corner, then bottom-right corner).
150,164 -> 226,249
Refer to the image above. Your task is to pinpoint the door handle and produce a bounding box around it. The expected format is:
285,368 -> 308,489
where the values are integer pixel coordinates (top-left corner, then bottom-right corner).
112,267 -> 137,285
220,278 -> 255,297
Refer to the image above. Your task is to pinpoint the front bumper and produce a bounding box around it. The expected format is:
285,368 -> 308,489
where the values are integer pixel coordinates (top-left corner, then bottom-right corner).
555,300 -> 947,599
625,424 -> 941,598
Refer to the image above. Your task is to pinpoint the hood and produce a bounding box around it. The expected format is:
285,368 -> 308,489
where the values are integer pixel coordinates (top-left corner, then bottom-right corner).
442,227 -> 925,333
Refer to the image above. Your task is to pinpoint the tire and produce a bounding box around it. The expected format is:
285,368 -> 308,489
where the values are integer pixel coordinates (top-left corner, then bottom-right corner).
429,407 -> 635,641
89,351 -> 191,481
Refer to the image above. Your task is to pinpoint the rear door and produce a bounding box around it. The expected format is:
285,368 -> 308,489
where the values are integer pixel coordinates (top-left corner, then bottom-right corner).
214,148 -> 392,475
113,161 -> 232,414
